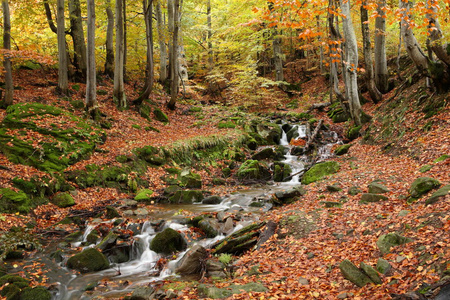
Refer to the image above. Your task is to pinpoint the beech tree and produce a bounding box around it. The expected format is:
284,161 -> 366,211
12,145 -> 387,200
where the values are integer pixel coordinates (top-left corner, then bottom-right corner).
114,0 -> 126,108
85,0 -> 97,117
2,0 -> 13,107
156,0 -> 168,83
68,0 -> 86,81
57,0 -> 69,95
167,0 -> 180,110
374,0 -> 389,93
104,0 -> 114,77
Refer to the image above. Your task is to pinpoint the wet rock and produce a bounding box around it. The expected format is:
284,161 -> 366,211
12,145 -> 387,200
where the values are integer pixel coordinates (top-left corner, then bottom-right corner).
105,206 -> 120,219
334,144 -> 352,155
168,190 -> 204,204
236,160 -> 271,181
122,199 -> 138,208
409,177 -> 441,200
282,123 -> 293,133
377,232 -> 413,255
368,182 -> 390,194
52,192 -> 75,208
286,126 -> 300,143
339,259 -> 373,287
426,184 -> 450,205
360,262 -> 382,284
180,170 -> 202,189
163,185 -> 182,196
130,286 -> 156,300
96,231 -> 118,252
175,244 -> 208,276
135,208 -> 149,216
376,258 -> 392,275
252,147 -> 276,160
301,161 -> 340,185
256,122 -> 282,145
273,186 -> 307,205
291,146 -> 304,156
20,286 -> 52,300
202,195 -> 222,205
67,248 -> 110,273
206,260 -> 227,278
150,228 -> 187,255
360,193 -> 388,203
198,218 -> 220,238
211,222 -> 265,255
273,162 -> 292,182
222,217 -> 234,235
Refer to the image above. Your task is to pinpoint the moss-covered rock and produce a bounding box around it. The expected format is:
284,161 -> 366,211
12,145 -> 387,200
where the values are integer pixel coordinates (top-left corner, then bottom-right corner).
66,248 -> 110,273
376,232 -> 413,255
273,162 -> 292,182
368,182 -> 389,194
360,193 -> 388,203
236,160 -> 271,181
346,125 -> 362,141
198,218 -> 220,238
252,148 -> 276,160
334,144 -> 352,156
426,184 -> 450,205
0,188 -> 31,214
360,262 -> 382,284
211,222 -> 265,255
51,192 -> 75,208
328,106 -> 349,123
134,145 -> 166,166
0,103 -> 104,173
198,282 -> 267,299
168,190 -> 204,204
408,177 -> 441,200
153,108 -> 169,123
339,259 -> 373,287
19,286 -> 52,300
301,161 -> 340,185
134,189 -> 154,202
150,228 -> 187,255
256,122 -> 282,145
179,170 -> 202,188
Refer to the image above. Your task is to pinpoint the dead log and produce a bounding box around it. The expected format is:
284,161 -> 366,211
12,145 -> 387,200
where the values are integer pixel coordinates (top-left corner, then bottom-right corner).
305,119 -> 323,150
256,221 -> 278,250
307,102 -> 331,113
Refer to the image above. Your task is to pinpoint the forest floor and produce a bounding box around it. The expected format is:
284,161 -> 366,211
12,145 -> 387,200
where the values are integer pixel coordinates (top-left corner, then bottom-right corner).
0,67 -> 449,299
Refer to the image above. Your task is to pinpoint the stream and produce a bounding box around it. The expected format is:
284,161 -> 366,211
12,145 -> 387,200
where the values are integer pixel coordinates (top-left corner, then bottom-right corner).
10,122 -> 341,299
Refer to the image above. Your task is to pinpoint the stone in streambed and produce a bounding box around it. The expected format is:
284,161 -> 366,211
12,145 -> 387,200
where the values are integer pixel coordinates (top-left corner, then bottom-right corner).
150,228 -> 187,255
67,248 -> 110,273
175,244 -> 208,276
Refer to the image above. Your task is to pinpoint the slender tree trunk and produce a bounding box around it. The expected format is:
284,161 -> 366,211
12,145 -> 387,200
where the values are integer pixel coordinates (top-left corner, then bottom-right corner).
167,0 -> 179,110
426,0 -> 450,66
207,0 -> 213,70
133,0 -> 154,106
43,0 -> 58,33
361,0 -> 382,103
273,30 -> 284,83
156,1 -> 168,83
86,0 -> 97,116
68,0 -> 87,81
167,0 -> 174,83
123,0 -> 127,80
340,0 -> 362,125
2,0 -> 13,107
374,0 -> 389,93
114,0 -> 126,108
317,16 -> 324,74
57,0 -> 69,95
104,0 -> 114,77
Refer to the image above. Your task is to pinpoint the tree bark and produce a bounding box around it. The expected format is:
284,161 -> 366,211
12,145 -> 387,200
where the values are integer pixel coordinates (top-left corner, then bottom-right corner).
133,0 -> 154,106
104,0 -> 114,77
426,0 -> 450,66
340,0 -> 362,125
114,0 -> 126,108
273,30 -> 284,83
123,0 -> 127,80
374,0 -> 389,93
361,0 -> 382,103
86,0 -> 97,116
43,0 -> 58,34
167,0 -> 179,110
207,0 -> 213,70
57,0 -> 69,95
156,1 -> 168,83
68,0 -> 87,82
2,0 -> 13,107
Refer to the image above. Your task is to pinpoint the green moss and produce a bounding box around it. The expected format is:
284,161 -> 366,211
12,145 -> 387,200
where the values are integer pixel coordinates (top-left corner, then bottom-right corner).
408,177 -> 441,200
419,165 -> 433,173
433,154 -> 449,163
66,248 -> 110,273
134,189 -> 154,201
20,287 -> 51,300
236,160 -> 271,181
52,192 -> 75,208
0,188 -> 31,214
150,228 -> 187,255
301,161 -> 340,185
189,106 -> 202,113
97,89 -> 108,96
347,126 -> 362,141
168,190 -> 204,204
335,144 -> 352,156
218,121 -> 236,129
153,108 -> 169,123
132,124 -> 141,129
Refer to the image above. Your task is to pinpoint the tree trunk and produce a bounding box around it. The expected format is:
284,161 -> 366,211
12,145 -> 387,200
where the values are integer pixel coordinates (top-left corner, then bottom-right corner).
398,0 -> 428,75
207,0 -> 213,70
57,0 -> 69,95
68,0 -> 87,82
167,0 -> 179,110
114,0 -> 126,108
273,30 -> 284,83
156,1 -> 168,83
123,0 -> 127,80
2,0 -> 13,107
374,0 -> 389,93
133,0 -> 154,106
43,0 -> 58,33
340,0 -> 362,125
85,0 -> 97,116
360,0 -> 382,103
104,0 -> 114,77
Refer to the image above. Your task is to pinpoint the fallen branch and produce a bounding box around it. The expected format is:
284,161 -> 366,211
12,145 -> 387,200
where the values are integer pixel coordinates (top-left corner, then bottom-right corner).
305,119 -> 323,150
307,102 -> 331,113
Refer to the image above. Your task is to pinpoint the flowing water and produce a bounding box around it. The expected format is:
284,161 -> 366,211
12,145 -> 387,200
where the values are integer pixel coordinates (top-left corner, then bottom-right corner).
11,122 -> 341,299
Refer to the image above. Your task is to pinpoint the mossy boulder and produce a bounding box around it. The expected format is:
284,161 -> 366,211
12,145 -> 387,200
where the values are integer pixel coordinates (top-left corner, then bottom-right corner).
134,145 -> 165,166
236,160 -> 271,181
0,188 -> 31,213
339,259 -> 373,287
273,162 -> 292,182
175,244 -> 208,276
328,106 -> 349,123
334,144 -> 352,156
368,182 -> 389,194
301,161 -> 340,185
19,286 -> 52,300
346,125 -> 362,141
198,282 -> 267,299
51,192 -> 75,208
252,148 -> 276,160
179,170 -> 202,188
256,122 -> 282,145
168,190 -> 204,204
376,232 -> 413,255
360,262 -> 382,284
360,193 -> 388,203
376,258 -> 392,275
198,218 -> 220,238
426,184 -> 450,205
0,103 -> 104,173
134,189 -> 154,202
66,248 -> 110,273
273,186 -> 307,205
150,228 -> 187,255
0,275 -> 30,299
211,222 -> 265,255
408,177 -> 441,200
153,108 -> 169,123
